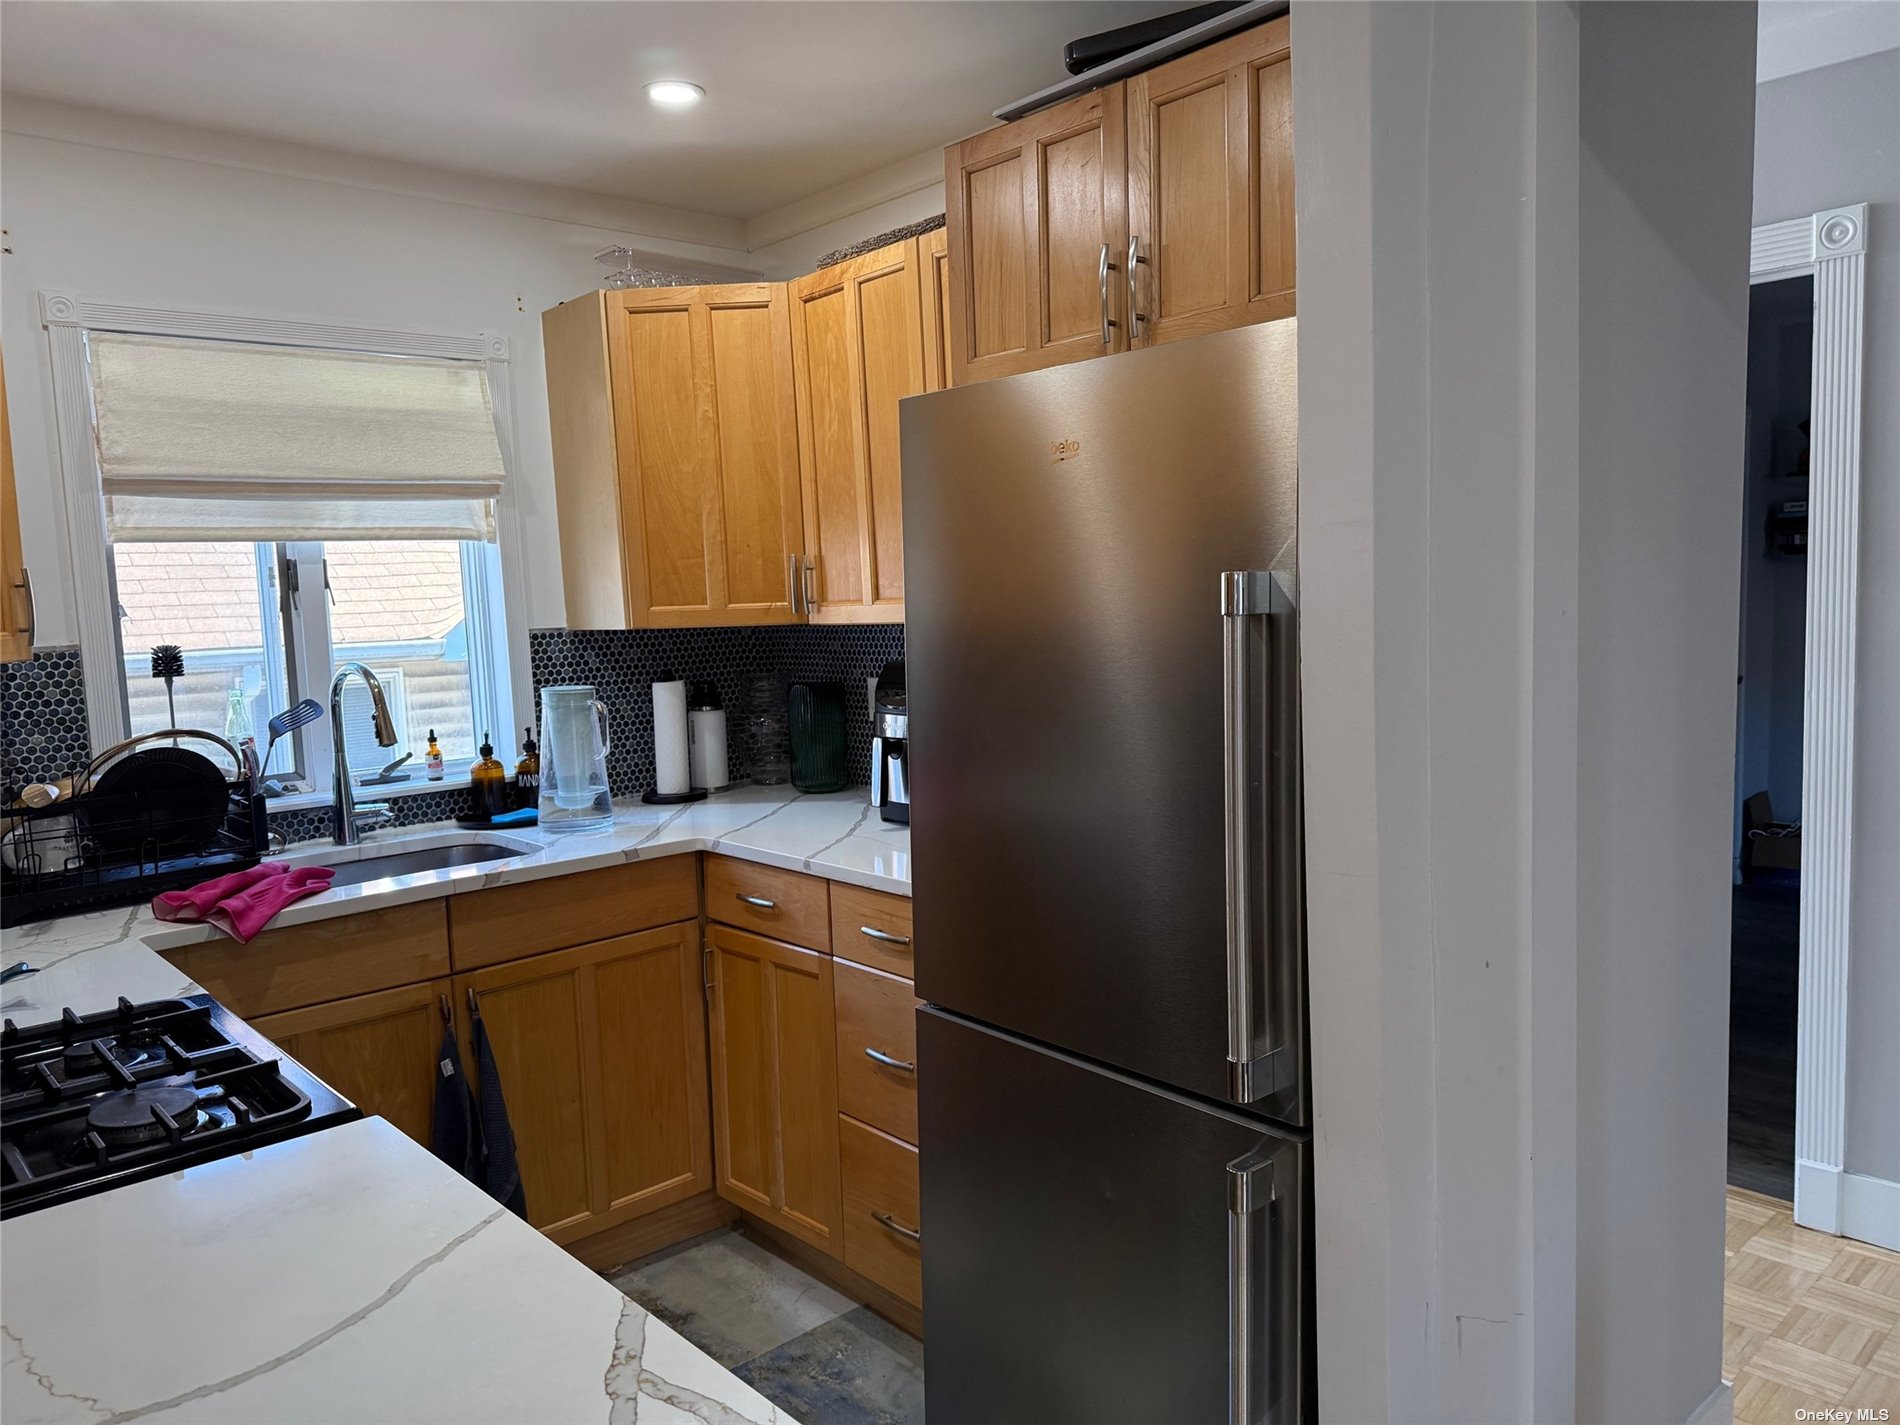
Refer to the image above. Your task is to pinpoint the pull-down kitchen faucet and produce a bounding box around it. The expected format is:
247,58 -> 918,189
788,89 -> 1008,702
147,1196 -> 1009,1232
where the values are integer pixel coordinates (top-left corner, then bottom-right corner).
331,662 -> 399,846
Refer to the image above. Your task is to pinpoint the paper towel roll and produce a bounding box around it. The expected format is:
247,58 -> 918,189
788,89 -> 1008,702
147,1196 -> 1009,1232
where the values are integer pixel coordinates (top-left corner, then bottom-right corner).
652,678 -> 691,796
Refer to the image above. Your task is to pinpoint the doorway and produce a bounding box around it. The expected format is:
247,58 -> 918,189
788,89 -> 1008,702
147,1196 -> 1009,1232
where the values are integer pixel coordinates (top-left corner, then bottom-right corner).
1727,274 -> 1811,1201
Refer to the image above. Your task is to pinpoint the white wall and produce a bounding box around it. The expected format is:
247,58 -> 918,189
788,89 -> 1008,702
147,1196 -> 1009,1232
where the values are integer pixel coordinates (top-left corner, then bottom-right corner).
1575,7 -> 1757,1423
1296,3 -> 1753,1421
0,100 -> 882,649
1754,47 -> 1900,1190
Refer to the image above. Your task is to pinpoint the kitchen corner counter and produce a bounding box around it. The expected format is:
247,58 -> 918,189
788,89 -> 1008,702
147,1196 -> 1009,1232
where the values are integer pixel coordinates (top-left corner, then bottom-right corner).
0,1117 -> 791,1424
2,785 -> 909,1024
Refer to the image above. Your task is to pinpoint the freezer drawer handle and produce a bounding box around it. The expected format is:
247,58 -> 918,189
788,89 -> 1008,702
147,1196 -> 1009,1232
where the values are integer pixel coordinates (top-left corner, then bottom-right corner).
735,893 -> 778,910
1227,1147 -> 1277,1425
864,1046 -> 916,1074
873,1211 -> 922,1244
1221,570 -> 1297,1105
858,925 -> 911,947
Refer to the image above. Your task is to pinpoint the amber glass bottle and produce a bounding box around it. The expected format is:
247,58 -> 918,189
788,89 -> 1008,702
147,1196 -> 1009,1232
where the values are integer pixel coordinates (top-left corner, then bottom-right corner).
470,733 -> 509,819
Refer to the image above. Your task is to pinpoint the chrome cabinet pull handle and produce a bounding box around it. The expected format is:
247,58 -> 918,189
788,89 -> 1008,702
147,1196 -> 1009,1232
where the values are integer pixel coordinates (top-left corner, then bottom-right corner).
873,1211 -> 921,1244
858,925 -> 911,947
735,893 -> 777,910
18,567 -> 33,646
1221,570 -> 1295,1104
1227,1148 -> 1276,1425
864,1046 -> 916,1074
787,553 -> 803,614
1127,234 -> 1148,340
802,555 -> 818,615
1098,242 -> 1119,346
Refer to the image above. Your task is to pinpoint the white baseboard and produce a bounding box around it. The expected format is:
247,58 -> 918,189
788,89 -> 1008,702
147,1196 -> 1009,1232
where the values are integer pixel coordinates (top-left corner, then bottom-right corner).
1688,1380 -> 1733,1425
1794,1159 -> 1900,1251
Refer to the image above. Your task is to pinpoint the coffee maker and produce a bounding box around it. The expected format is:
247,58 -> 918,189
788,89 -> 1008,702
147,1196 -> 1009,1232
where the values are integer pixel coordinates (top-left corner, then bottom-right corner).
869,660 -> 909,825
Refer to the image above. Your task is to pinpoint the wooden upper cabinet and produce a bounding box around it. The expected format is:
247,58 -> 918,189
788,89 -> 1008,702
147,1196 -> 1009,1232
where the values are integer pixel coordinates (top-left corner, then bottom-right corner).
707,922 -> 844,1257
543,285 -> 804,629
457,923 -> 713,1244
1125,17 -> 1295,347
787,239 -> 922,623
918,228 -> 953,393
0,344 -> 32,663
945,83 -> 1129,386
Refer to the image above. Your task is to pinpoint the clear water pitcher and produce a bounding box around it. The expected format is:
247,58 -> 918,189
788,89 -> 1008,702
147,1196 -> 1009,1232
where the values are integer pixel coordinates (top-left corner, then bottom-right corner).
538,684 -> 613,833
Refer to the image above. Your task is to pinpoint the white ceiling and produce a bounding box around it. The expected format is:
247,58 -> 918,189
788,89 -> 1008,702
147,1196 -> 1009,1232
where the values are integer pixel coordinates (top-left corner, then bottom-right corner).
1756,0 -> 1900,81
0,0 -> 1188,222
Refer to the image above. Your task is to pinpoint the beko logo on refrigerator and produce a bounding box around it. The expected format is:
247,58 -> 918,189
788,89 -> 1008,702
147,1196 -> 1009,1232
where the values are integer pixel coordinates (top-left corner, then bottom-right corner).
1050,439 -> 1081,463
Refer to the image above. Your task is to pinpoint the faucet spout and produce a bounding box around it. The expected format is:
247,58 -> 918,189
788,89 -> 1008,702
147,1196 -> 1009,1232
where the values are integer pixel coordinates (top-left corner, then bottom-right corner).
331,662 -> 399,846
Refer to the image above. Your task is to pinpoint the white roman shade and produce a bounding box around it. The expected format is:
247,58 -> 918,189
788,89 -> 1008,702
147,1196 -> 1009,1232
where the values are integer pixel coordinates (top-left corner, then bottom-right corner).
88,332 -> 507,542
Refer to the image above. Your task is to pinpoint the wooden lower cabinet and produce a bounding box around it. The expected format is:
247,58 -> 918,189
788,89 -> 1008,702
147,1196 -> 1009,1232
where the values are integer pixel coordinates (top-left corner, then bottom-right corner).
455,922 -> 713,1244
251,978 -> 452,1149
707,921 -> 844,1257
839,1114 -> 922,1308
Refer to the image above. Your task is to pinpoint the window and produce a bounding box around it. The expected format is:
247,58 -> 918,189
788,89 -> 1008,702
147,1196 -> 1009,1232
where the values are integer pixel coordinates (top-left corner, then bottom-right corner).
87,328 -> 516,798
112,539 -> 508,791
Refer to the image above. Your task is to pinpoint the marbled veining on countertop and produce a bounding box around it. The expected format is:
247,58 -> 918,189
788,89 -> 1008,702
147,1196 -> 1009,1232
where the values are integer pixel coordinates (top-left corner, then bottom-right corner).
0,785 -> 907,1424
0,1118 -> 790,1425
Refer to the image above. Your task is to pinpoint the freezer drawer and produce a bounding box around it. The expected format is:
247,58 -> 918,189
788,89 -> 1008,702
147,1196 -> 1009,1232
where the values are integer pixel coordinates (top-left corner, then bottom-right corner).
919,1010 -> 1312,1425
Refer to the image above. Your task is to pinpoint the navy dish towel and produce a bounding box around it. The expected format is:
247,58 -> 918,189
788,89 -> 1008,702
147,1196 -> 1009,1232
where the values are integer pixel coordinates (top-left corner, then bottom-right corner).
430,1021 -> 480,1185
469,998 -> 528,1219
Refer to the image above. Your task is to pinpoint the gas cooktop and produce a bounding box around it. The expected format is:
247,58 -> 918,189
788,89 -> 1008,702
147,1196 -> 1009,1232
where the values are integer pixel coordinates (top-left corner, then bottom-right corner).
1,995 -> 359,1219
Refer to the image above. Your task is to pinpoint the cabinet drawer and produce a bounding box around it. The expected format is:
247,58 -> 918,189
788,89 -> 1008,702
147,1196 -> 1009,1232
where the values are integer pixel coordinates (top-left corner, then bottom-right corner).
840,1114 -> 922,1308
834,959 -> 919,1142
449,857 -> 699,971
705,856 -> 830,951
160,902 -> 450,1018
829,883 -> 913,977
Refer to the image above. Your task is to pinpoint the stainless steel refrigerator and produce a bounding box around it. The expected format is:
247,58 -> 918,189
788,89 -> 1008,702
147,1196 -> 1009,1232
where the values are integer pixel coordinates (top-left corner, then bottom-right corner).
902,319 -> 1312,1424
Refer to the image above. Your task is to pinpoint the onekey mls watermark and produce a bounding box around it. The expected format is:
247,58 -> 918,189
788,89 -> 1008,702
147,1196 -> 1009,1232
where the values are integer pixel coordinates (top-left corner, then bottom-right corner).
1794,1409 -> 1891,1422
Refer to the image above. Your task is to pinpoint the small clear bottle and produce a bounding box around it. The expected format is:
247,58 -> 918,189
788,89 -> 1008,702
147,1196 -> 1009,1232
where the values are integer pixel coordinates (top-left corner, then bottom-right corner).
425,729 -> 445,781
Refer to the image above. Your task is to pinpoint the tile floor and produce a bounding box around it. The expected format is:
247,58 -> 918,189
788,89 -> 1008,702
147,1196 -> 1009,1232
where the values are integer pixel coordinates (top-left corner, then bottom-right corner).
1726,1186 -> 1900,1423
606,1227 -> 925,1424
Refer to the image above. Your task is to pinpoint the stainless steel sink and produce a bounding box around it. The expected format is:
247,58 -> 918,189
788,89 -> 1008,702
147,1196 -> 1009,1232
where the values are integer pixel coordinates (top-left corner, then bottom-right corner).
314,840 -> 527,888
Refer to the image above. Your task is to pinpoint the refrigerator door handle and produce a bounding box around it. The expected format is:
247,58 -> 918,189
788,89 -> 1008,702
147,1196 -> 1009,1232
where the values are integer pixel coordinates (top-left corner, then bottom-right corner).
1228,1147 -> 1277,1425
1222,570 -> 1293,1104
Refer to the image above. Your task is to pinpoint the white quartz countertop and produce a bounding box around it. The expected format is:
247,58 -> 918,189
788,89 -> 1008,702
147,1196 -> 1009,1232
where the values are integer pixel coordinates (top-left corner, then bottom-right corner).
3,784 -> 909,1024
0,1117 -> 790,1424
0,784 -> 907,1423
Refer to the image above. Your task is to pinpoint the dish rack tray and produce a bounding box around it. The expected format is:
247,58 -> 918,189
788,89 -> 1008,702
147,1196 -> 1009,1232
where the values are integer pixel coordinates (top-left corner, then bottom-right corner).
1,733 -> 270,929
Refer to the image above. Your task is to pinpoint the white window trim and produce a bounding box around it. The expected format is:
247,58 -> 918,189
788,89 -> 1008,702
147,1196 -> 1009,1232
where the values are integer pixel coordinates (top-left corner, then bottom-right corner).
1749,205 -> 1871,1241
37,292 -> 534,778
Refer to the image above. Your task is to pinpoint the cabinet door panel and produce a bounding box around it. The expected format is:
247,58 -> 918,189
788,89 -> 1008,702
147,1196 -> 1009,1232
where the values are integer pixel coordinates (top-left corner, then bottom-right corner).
946,85 -> 1127,386
857,261 -> 918,606
772,947 -> 842,1249
461,957 -> 593,1234
964,156 -> 1028,362
708,923 -> 843,1256
1042,128 -> 1110,347
789,239 -> 921,624
251,980 -> 450,1149
1253,50 -> 1297,306
595,926 -> 713,1214
710,929 -> 776,1215
834,958 -> 920,1143
624,304 -> 707,611
707,298 -> 802,612
605,285 -> 802,627
1153,80 -> 1232,322
918,229 -> 953,394
1126,17 -> 1295,347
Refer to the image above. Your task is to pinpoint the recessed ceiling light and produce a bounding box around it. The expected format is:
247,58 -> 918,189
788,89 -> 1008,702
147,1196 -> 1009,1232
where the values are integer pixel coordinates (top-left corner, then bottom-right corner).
645,80 -> 704,108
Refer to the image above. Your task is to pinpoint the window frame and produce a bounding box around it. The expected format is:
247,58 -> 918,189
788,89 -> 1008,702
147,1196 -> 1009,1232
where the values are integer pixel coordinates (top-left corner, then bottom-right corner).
41,292 -> 532,800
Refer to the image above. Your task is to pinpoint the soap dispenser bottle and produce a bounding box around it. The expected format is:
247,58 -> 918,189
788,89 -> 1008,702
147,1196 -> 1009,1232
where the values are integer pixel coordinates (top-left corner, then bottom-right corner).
470,733 -> 509,819
514,728 -> 540,806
